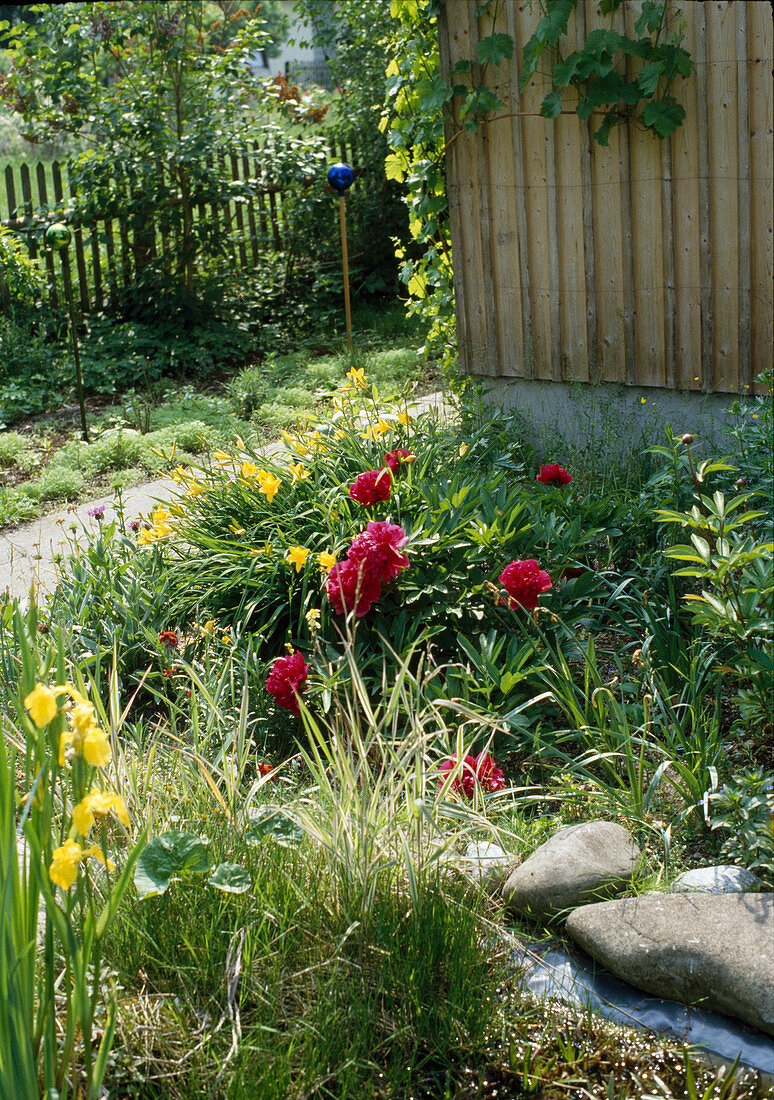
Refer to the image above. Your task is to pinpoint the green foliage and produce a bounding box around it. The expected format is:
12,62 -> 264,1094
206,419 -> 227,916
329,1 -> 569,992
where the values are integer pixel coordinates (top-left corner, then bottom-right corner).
705,768 -> 774,886
25,462 -> 85,503
0,428 -> 26,465
0,224 -> 41,307
1,2 -> 272,285
520,0 -> 693,146
0,314 -> 66,426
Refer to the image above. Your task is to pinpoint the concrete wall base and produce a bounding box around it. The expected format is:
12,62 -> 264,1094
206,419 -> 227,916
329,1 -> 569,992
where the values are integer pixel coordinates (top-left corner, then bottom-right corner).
475,377 -> 742,460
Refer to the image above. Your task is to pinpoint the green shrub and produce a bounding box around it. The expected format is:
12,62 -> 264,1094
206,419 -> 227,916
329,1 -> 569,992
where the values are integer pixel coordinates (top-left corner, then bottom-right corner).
26,464 -> 84,503
0,431 -> 28,467
0,486 -> 39,526
59,430 -> 144,478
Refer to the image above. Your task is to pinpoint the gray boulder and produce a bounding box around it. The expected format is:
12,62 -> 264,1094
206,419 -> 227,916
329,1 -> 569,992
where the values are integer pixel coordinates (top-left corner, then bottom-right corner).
462,841 -> 513,889
502,820 -> 642,918
566,893 -> 774,1036
670,864 -> 765,894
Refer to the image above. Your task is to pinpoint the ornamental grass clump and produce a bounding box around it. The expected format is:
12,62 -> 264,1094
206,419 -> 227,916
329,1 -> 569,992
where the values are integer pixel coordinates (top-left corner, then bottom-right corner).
1,611 -> 144,1099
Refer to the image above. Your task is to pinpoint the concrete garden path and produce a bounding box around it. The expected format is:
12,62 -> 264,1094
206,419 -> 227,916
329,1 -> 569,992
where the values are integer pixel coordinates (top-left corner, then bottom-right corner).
0,392 -> 453,604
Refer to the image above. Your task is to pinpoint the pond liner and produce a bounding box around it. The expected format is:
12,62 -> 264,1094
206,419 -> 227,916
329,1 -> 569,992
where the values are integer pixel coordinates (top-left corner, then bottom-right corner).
507,937 -> 774,1082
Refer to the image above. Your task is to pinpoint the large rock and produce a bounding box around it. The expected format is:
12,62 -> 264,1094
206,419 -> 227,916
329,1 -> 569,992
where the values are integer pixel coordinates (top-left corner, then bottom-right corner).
565,893 -> 774,1036
462,841 -> 513,889
670,864 -> 765,894
502,820 -> 642,918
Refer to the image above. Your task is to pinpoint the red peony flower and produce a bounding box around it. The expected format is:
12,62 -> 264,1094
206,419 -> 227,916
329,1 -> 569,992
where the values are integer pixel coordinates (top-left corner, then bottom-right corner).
349,468 -> 392,505
383,448 -> 416,473
472,752 -> 506,793
536,464 -> 572,486
266,650 -> 309,717
325,559 -> 382,617
438,754 -> 478,799
438,752 -> 506,799
347,520 -> 409,584
158,630 -> 180,651
499,559 -> 552,610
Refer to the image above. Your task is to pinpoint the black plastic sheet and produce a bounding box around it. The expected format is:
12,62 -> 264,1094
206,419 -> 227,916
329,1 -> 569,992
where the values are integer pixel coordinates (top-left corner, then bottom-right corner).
510,939 -> 774,1080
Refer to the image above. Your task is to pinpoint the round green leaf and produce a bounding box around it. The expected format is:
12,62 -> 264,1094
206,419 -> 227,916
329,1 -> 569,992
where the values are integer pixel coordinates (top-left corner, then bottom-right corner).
244,806 -> 304,849
207,862 -> 252,895
134,831 -> 212,900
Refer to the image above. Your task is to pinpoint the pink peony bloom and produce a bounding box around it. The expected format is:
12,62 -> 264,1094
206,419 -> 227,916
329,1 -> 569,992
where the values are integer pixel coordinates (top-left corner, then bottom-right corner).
536,464 -> 572,486
438,752 -> 506,799
499,559 -> 552,610
266,650 -> 309,717
383,448 -> 416,473
325,559 -> 382,617
347,520 -> 409,584
349,468 -> 391,505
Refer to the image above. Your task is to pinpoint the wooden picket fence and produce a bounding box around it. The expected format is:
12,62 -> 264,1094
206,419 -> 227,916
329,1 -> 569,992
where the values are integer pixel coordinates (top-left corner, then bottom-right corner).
0,135 -> 363,317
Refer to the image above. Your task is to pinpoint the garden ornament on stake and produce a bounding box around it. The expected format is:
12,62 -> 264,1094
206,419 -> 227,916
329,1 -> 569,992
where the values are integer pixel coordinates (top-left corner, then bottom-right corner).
326,162 -> 354,349
45,222 -> 89,443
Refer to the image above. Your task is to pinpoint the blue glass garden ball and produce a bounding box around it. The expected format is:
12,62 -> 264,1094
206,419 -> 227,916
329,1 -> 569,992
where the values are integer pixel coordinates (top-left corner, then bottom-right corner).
327,162 -> 354,194
46,223 -> 71,251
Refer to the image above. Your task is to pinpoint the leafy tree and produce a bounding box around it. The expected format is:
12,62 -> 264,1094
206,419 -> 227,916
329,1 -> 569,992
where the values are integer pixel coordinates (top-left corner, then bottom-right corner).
0,2 -> 272,297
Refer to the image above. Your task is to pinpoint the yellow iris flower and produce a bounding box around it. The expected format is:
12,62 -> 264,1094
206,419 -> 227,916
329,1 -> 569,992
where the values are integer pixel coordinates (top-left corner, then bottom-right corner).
72,791 -> 130,837
49,840 -> 115,891
24,683 -> 59,728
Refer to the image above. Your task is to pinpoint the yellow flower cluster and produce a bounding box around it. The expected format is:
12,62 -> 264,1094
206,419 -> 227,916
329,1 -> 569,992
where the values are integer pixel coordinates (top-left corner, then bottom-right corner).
24,682 -> 111,768
49,838 -> 115,890
240,462 -> 281,502
138,506 -> 175,545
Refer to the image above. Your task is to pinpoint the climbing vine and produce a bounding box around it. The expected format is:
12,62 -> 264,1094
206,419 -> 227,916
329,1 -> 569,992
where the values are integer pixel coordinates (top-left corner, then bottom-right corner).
383,0 -> 694,361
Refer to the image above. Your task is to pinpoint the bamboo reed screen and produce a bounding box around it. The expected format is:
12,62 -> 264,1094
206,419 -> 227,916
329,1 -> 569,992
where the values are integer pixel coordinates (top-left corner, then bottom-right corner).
438,0 -> 773,394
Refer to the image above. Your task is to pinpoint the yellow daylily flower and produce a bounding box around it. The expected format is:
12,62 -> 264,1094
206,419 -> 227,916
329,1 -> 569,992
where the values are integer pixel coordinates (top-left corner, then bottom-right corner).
317,551 -> 337,573
375,418 -> 393,436
24,684 -> 59,729
213,450 -> 233,466
459,442 -> 469,457
186,478 -> 208,497
72,791 -> 130,837
334,428 -> 347,440
346,365 -> 367,390
221,632 -> 234,647
286,546 -> 311,572
240,461 -> 260,482
397,409 -> 412,426
258,472 -> 281,503
288,462 -> 310,484
229,521 -> 246,535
